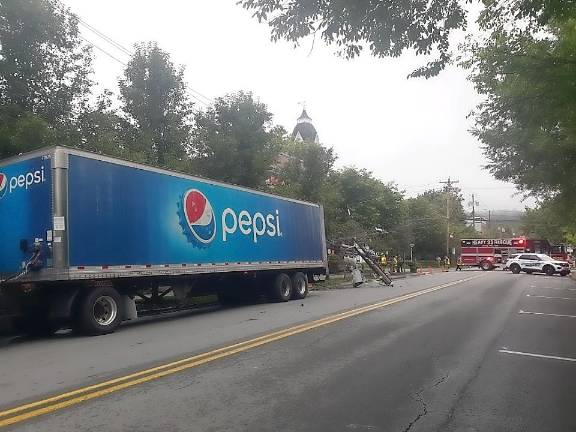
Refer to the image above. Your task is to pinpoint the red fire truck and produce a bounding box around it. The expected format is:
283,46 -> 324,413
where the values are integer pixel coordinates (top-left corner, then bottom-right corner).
549,244 -> 571,262
460,237 -> 568,270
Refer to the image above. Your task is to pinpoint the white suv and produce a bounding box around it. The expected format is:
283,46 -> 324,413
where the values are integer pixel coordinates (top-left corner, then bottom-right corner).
507,253 -> 571,276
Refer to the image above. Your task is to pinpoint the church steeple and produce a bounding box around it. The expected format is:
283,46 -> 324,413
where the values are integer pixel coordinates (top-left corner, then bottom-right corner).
292,108 -> 319,143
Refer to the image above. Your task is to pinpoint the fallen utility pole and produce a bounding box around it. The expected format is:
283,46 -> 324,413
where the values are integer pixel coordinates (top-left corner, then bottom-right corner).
342,242 -> 393,286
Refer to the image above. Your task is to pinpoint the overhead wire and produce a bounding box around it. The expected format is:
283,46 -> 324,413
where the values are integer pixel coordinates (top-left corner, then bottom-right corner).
66,8 -> 215,108
77,18 -> 133,56
78,35 -> 127,66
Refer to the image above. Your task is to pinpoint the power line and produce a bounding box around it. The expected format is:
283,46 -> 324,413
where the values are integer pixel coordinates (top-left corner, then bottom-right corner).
79,35 -> 127,66
63,5 -> 216,108
77,18 -> 133,56
189,87 -> 214,105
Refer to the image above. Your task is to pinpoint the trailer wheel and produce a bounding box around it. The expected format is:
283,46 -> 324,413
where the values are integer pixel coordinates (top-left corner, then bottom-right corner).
269,273 -> 292,302
291,272 -> 308,300
75,286 -> 122,335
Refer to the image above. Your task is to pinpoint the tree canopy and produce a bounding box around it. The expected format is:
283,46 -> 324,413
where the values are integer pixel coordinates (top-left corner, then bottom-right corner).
0,0 -> 92,122
119,42 -> 193,167
189,91 -> 283,188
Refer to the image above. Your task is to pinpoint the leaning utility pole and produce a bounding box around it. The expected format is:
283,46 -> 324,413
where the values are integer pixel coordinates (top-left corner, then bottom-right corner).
440,177 -> 459,259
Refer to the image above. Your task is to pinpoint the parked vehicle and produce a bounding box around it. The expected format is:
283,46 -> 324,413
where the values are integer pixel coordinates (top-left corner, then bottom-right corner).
507,253 -> 571,276
0,147 -> 328,335
460,237 -> 566,271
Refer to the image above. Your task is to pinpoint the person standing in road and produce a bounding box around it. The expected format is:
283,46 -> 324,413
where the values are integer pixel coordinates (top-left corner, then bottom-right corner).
392,255 -> 398,273
444,255 -> 450,271
436,256 -> 442,269
380,254 -> 387,270
398,256 -> 404,273
456,256 -> 463,271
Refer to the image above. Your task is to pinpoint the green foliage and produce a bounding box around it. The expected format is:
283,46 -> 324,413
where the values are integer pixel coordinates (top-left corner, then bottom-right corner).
272,139 -> 336,202
403,189 -> 472,259
404,196 -> 445,259
0,107 -> 58,158
320,167 -> 404,245
465,22 -> 576,198
0,0 -> 92,123
239,0 -> 573,78
119,42 -> 193,168
239,0 -> 467,77
464,9 -> 576,237
189,91 -> 282,188
522,199 -> 576,243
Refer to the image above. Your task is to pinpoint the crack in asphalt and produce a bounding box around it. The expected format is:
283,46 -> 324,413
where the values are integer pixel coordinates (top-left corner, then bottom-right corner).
401,373 -> 450,432
402,390 -> 428,432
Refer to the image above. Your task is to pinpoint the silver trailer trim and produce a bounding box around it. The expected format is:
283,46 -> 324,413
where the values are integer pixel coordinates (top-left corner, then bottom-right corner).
14,261 -> 326,282
51,148 -> 69,271
0,148 -> 55,167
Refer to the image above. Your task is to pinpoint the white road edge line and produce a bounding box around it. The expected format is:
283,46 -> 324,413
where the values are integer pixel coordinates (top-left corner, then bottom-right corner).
518,310 -> 576,319
526,294 -> 576,301
530,286 -> 576,292
499,349 -> 576,363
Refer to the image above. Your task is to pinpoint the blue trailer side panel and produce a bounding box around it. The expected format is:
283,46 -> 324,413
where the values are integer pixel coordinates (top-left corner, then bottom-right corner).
0,155 -> 53,277
67,155 -> 325,267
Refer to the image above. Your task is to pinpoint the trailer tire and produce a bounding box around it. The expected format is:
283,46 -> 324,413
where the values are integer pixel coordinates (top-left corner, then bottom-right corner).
510,264 -> 521,274
269,273 -> 292,302
291,272 -> 308,300
75,286 -> 122,335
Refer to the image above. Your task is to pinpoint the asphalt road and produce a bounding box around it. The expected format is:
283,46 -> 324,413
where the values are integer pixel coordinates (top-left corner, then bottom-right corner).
1,270 -> 575,431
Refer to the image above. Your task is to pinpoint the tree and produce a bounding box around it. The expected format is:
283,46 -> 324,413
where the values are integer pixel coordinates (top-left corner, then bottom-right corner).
465,23 -> 576,198
238,0 -> 566,77
404,196 -> 445,259
324,167 -> 404,244
189,91 -> 282,188
119,42 -> 193,168
404,188 -> 473,259
65,90 -> 147,162
0,0 -> 92,123
463,14 -> 576,234
272,138 -> 336,202
0,108 -> 58,159
522,199 -> 576,244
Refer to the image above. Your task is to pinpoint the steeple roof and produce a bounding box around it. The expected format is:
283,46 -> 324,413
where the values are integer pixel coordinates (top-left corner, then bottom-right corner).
292,108 -> 319,143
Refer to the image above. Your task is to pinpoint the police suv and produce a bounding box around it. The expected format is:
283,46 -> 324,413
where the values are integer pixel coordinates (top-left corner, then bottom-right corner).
507,253 -> 571,276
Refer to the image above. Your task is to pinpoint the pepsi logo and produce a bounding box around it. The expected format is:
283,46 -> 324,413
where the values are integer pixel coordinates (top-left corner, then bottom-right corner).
0,173 -> 7,199
182,189 -> 216,245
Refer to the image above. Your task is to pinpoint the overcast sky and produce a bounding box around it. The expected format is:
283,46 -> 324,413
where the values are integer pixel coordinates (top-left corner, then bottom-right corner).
63,0 -> 533,212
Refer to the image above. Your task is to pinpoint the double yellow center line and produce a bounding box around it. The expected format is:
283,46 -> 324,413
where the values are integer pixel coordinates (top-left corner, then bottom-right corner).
0,273 -> 484,428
